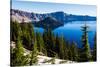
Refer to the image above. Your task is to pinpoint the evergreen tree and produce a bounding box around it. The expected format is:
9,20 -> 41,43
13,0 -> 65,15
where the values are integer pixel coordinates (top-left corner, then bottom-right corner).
92,33 -> 97,61
11,36 -> 28,66
11,21 -> 20,42
27,23 -> 35,46
36,32 -> 44,52
70,41 -> 79,61
30,37 -> 38,65
55,34 -> 69,60
43,28 -> 56,57
20,23 -> 35,50
63,41 -> 70,60
80,23 -> 91,62
67,44 -> 73,61
51,32 -> 56,53
58,34 -> 65,59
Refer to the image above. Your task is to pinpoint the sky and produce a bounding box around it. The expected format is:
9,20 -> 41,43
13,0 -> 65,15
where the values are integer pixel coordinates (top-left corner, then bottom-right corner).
11,0 -> 97,16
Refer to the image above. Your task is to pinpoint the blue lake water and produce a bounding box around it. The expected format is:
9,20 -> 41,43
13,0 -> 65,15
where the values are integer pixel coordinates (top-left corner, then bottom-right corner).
34,21 -> 96,49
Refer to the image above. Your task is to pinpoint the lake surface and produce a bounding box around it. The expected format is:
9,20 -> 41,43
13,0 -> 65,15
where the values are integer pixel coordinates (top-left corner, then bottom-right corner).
34,21 -> 96,49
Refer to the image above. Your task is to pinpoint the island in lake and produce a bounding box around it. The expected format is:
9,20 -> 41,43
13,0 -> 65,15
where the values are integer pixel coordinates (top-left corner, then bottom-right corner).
10,1 -> 97,66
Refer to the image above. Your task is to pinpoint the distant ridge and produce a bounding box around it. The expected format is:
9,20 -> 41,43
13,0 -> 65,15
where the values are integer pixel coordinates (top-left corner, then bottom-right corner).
11,9 -> 96,23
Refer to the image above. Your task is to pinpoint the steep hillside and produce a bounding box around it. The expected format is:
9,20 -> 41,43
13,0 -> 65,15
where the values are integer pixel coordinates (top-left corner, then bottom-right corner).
11,9 -> 96,23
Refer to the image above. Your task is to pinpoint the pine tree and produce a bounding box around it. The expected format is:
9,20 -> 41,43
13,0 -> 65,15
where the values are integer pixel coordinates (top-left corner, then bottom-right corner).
43,28 -> 56,57
36,32 -> 44,52
70,41 -> 79,61
11,36 -> 28,66
55,34 -> 68,60
20,23 -> 34,50
51,32 -> 56,52
63,41 -> 70,60
30,37 -> 38,65
11,22 -> 29,66
92,33 -> 96,61
58,34 -> 65,59
80,23 -> 91,62
11,21 -> 20,42
27,23 -> 35,46
67,45 -> 73,60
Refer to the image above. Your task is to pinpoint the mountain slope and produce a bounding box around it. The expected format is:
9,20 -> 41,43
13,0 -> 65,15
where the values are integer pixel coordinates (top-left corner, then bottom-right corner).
11,9 -> 96,23
11,41 -> 76,65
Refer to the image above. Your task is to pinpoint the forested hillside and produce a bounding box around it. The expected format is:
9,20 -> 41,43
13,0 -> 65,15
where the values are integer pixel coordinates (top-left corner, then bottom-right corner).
10,21 -> 96,66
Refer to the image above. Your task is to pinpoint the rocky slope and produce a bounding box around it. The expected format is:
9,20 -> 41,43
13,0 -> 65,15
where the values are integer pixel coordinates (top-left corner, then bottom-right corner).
11,9 -> 96,23
11,41 -> 76,65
